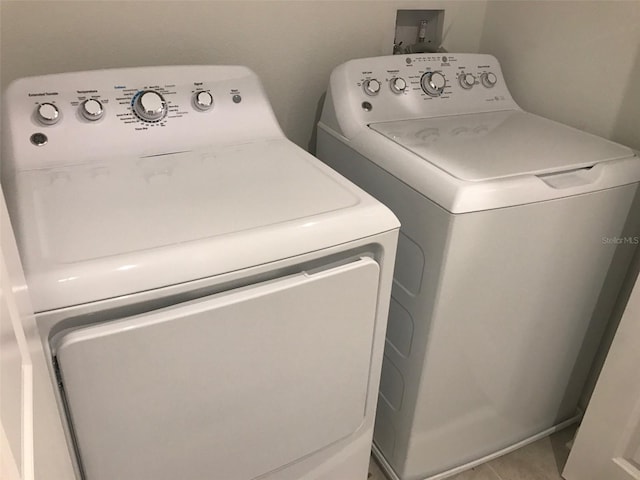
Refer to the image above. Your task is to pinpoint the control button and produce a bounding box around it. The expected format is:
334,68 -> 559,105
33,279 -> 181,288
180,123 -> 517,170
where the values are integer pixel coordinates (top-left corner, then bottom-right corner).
30,132 -> 48,146
420,71 -> 446,97
363,79 -> 381,96
80,99 -> 104,121
458,73 -> 476,90
36,103 -> 60,125
193,91 -> 214,111
481,72 -> 498,88
133,90 -> 167,122
232,94 -> 242,104
390,77 -> 407,94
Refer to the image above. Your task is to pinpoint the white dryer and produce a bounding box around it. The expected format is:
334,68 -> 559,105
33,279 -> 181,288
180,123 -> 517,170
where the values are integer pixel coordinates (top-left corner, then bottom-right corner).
1,66 -> 399,480
317,54 -> 640,480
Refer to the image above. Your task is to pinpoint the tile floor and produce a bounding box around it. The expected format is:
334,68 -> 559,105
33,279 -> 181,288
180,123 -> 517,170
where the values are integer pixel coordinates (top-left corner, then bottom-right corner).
368,425 -> 577,480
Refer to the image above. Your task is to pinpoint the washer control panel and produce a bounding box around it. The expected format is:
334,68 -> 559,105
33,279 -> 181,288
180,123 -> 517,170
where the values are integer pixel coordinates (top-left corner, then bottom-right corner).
323,54 -> 519,139
5,66 -> 283,170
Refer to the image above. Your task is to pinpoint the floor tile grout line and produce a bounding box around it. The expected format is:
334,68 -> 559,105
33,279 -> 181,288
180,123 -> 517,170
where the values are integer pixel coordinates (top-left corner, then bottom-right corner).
487,462 -> 507,480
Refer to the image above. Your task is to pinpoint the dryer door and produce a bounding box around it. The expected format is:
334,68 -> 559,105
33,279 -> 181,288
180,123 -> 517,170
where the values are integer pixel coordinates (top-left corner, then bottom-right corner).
52,257 -> 380,480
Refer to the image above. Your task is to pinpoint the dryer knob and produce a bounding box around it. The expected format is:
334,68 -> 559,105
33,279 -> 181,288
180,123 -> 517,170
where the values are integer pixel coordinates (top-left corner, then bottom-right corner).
459,73 -> 476,90
133,90 -> 168,122
363,79 -> 381,96
80,99 -> 104,121
420,71 -> 446,97
481,72 -> 498,88
193,91 -> 214,111
36,103 -> 60,125
390,77 -> 407,94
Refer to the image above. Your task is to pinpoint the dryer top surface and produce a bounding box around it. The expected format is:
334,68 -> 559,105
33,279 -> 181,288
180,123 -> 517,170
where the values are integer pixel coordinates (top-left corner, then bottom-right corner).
12,139 -> 397,311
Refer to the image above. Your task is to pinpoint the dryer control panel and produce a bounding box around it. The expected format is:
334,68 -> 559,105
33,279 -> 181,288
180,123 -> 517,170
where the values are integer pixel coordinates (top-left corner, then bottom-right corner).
3,66 -> 283,171
320,53 -> 520,140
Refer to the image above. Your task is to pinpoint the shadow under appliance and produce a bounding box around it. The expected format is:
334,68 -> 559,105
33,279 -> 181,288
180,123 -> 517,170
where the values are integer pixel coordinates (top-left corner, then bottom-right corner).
317,53 -> 640,480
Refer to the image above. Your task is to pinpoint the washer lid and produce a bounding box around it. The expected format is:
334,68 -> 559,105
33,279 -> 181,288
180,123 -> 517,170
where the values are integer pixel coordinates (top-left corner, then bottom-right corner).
369,110 -> 635,182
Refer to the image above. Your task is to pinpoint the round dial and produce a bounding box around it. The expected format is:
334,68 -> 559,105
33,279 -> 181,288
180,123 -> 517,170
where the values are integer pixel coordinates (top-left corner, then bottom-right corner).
420,71 -> 446,97
133,90 -> 167,122
459,73 -> 476,90
36,103 -> 60,125
193,91 -> 214,111
390,77 -> 407,94
363,79 -> 381,96
80,99 -> 104,121
481,72 -> 498,88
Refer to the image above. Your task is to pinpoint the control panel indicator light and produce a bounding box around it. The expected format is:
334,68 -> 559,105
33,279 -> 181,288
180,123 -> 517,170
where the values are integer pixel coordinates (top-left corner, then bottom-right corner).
30,132 -> 48,146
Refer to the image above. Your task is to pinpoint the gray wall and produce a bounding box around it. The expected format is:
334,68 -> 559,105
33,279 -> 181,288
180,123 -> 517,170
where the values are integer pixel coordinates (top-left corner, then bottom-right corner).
480,0 -> 640,150
478,0 -> 640,409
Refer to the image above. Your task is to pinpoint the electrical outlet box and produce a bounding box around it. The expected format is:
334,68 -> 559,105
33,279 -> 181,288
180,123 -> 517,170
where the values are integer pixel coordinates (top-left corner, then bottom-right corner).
394,10 -> 445,54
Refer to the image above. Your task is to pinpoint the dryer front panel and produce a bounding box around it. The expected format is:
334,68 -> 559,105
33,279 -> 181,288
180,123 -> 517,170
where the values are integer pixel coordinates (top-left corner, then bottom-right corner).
52,257 -> 380,480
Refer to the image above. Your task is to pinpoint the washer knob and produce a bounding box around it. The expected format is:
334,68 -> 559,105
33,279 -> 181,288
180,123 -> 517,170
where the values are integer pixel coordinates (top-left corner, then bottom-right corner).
420,71 -> 446,97
80,99 -> 104,121
459,73 -> 476,90
481,72 -> 498,88
193,91 -> 214,111
390,77 -> 407,94
133,90 -> 167,122
363,79 -> 381,96
36,103 -> 60,125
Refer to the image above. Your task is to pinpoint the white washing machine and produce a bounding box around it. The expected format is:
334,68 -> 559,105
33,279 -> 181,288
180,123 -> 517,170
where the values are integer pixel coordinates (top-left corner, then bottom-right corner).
317,53 -> 640,480
1,66 -> 399,480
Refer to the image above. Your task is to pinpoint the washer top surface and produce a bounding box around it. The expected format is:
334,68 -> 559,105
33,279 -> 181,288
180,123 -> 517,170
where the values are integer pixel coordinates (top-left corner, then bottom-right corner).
318,54 -> 640,213
370,110 -> 634,182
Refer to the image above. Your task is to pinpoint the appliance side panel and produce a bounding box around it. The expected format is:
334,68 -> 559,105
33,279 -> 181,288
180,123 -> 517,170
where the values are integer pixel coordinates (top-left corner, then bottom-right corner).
317,129 -> 454,475
403,184 -> 639,478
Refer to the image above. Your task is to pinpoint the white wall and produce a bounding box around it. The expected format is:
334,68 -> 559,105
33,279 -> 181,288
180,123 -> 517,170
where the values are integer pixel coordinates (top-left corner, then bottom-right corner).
479,0 -> 640,411
480,0 -> 640,150
0,0 -> 487,149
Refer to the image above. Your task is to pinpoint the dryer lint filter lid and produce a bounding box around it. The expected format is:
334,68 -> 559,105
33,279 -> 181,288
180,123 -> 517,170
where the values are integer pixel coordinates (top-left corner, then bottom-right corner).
369,110 -> 634,182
